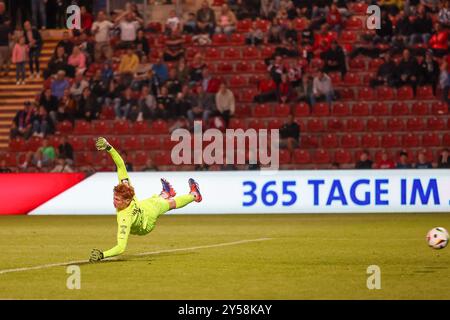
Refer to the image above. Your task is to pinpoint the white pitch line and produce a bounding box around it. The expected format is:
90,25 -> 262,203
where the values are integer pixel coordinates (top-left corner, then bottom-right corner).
0,238 -> 272,276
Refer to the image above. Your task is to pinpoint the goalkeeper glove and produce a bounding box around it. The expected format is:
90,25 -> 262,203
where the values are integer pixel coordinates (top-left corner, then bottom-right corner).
89,249 -> 104,262
95,137 -> 111,151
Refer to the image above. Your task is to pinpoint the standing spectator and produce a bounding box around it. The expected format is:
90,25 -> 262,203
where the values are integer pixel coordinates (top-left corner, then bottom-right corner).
10,101 -> 34,139
375,151 -> 396,169
12,36 -> 28,85
311,70 -> 334,108
165,9 -> 181,35
437,148 -> 450,168
215,83 -> 235,126
414,151 -> 433,168
438,0 -> 450,27
51,70 -> 70,99
114,10 -> 143,48
322,40 -> 346,78
91,11 -> 114,62
355,151 -> 373,169
0,15 -> 11,76
418,50 -> 440,95
439,61 -> 450,108
196,0 -> 216,35
58,136 -> 74,164
215,4 -> 237,35
80,6 -> 94,31
24,20 -> 42,79
429,22 -> 448,57
279,114 -> 300,152
396,151 -> 412,169
31,0 -> 47,29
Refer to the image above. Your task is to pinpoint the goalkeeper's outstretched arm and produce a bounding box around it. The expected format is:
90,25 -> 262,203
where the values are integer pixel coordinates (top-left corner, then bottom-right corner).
96,137 -> 130,184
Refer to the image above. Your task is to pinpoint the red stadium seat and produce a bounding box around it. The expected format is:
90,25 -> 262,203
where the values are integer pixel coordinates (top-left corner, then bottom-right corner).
75,152 -> 93,166
416,86 -> 434,99
92,120 -> 111,135
293,103 -> 310,116
387,118 -> 405,130
341,134 -> 358,148
255,19 -> 270,32
340,30 -> 358,43
402,133 -> 420,148
253,104 -> 272,118
381,133 -> 400,148
328,72 -> 342,86
335,149 -> 353,164
350,2 -> 368,14
73,120 -> 92,135
235,61 -> 251,73
243,47 -> 259,60
2,152 -> 16,167
279,149 -> 292,165
411,101 -> 429,115
313,149 -> 331,164
427,117 -> 445,130
332,102 -> 350,117
122,136 -> 141,151
307,119 -> 325,132
236,19 -> 252,32
349,57 -> 366,71
212,33 -> 228,45
150,119 -> 169,134
205,47 -> 221,60
230,33 -> 245,45
223,47 -> 241,60
346,118 -> 364,132
358,87 -> 375,100
229,118 -> 246,129
68,136 -> 86,151
9,138 -> 26,152
443,133 -> 450,146
247,119 -> 266,130
142,136 -> 161,149
366,118 -> 386,131
240,88 -> 257,102
339,88 -> 355,100
99,105 -> 115,120
292,149 -> 311,164
352,102 -> 369,116
134,151 -> 149,166
422,132 -> 440,147
302,135 -> 319,148
397,86 -> 414,100
229,75 -> 247,88
130,121 -> 151,134
377,86 -> 395,100
322,134 -> 338,148
327,119 -> 344,132
261,46 -> 275,59
431,101 -> 448,115
406,117 -> 425,131
234,104 -> 252,118
368,58 -> 384,71
391,102 -> 409,116
345,17 -> 363,29
371,102 -> 389,116
216,62 -> 233,73
268,119 -> 284,129
56,120 -> 73,134
153,151 -> 172,166
274,104 -> 291,117
114,120 -> 130,135
312,103 -> 329,116
361,133 -> 379,148
294,18 -> 308,30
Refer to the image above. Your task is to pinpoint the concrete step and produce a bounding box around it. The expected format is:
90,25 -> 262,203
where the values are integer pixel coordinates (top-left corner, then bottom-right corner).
0,91 -> 40,97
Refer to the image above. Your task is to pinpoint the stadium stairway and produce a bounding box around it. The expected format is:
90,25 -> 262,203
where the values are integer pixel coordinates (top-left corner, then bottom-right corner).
0,30 -> 62,149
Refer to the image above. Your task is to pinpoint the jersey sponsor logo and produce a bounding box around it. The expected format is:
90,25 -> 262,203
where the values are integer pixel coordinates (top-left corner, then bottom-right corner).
119,225 -> 127,235
132,206 -> 142,216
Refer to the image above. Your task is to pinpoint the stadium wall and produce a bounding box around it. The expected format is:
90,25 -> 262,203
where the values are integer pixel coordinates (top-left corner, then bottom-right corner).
1,170 -> 447,215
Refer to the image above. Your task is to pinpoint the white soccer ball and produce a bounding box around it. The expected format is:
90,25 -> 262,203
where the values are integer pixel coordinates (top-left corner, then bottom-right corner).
426,227 -> 449,249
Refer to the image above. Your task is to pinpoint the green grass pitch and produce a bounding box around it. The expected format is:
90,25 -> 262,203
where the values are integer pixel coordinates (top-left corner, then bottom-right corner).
0,214 -> 449,299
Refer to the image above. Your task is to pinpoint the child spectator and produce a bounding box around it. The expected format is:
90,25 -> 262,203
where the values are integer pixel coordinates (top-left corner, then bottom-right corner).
12,36 -> 28,85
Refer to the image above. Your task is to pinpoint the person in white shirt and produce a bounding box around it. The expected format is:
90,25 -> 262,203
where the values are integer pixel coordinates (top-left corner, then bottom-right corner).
91,11 -> 114,62
215,83 -> 235,126
114,10 -> 143,47
311,70 -> 335,108
165,10 -> 181,35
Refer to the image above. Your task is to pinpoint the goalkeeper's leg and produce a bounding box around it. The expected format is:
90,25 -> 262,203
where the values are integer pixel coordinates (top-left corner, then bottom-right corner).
166,178 -> 202,210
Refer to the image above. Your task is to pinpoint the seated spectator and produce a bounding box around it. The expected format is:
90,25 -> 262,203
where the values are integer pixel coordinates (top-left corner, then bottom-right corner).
379,0 -> 402,16
57,136 -> 74,164
20,138 -> 56,169
165,10 -> 181,35
245,21 -> 264,46
187,85 -> 216,129
295,74 -> 314,103
278,73 -> 295,103
176,57 -> 190,84
215,4 -> 237,35
439,61 -> 450,107
154,86 -> 172,120
429,22 -> 448,57
152,55 -> 169,83
169,85 -> 194,118
114,10 -> 143,48
395,10 -> 414,43
189,53 -> 207,83
438,0 -> 450,27
254,75 -> 278,103
410,6 -> 433,45
374,10 -> 394,44
192,30 -> 212,46
421,0 -> 439,13
90,69 -> 108,105
279,114 -> 300,152
437,148 -> 450,168
68,45 -> 86,76
375,151 -> 396,169
201,67 -> 221,93
267,55 -> 285,85
418,50 -> 440,95
414,151 -> 433,168
115,87 -> 137,120
70,71 -> 89,101
260,0 -> 279,18
10,101 -> 35,140
215,83 -> 235,126
142,157 -> 158,171
139,85 -> 157,120
51,70 -> 70,99
166,68 -> 182,97
44,46 -> 69,79
0,159 -> 12,173
326,3 -> 343,32
77,87 -> 99,121
101,60 -> 114,85
282,20 -> 298,45
134,29 -> 149,57
268,17 -> 284,44
39,88 -> 58,124
51,158 -> 74,173
396,49 -> 419,95
57,89 -> 77,123
196,0 -> 216,35
183,13 -> 197,34
163,28 -> 185,62
355,150 -> 373,169
370,52 -> 398,87
104,79 -> 123,112
322,40 -> 346,78
132,54 -> 153,90
396,151 -> 413,168
118,46 -> 139,87
31,106 -> 53,138
311,70 -> 335,108
57,31 -> 74,56
312,24 -> 334,56
287,61 -> 303,88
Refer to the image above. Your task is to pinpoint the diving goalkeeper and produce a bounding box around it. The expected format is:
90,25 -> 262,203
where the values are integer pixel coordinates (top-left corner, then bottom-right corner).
89,137 -> 202,262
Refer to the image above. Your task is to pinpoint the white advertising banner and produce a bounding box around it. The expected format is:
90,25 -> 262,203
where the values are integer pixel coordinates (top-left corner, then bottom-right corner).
30,170 -> 450,215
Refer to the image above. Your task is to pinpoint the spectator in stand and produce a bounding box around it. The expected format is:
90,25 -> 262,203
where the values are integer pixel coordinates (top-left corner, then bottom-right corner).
0,159 -> 12,173
114,10 -> 143,48
437,148 -> 450,168
311,70 -> 335,108
70,71 -> 89,101
355,150 -> 373,169
152,55 -> 169,83
215,83 -> 235,126
312,24 -> 334,56
23,21 -> 42,79
77,87 -> 99,121
11,35 -> 28,85
410,5 -> 433,45
421,0 -> 439,13
176,57 -> 190,84
267,55 -> 285,85
321,40 -> 346,79
261,0 -> 279,18
91,11 -> 114,62
57,136 -> 74,164
187,85 -> 215,129
278,73 -> 295,103
215,4 -> 237,35
282,20 -> 298,45
51,158 -> 74,173
80,6 -> 94,31
39,88 -> 58,124
254,74 -> 278,103
122,150 -> 133,172
439,61 -> 450,108
183,13 -> 197,34
189,53 -> 207,83
370,52 -> 398,88
279,114 -> 300,152
395,10 -> 414,43
379,0 -> 403,16
268,17 -> 284,44
166,68 -> 182,97
245,21 -> 264,46
57,89 -> 77,123
163,28 -> 185,62
375,151 -> 396,169
44,46 -> 69,79
326,3 -> 343,33
201,67 -> 221,93
438,0 -> 450,27
396,151 -> 412,168
418,49 -> 440,95
139,85 -> 157,120
196,0 -> 216,35
296,74 -> 313,103
90,69 -> 108,105
118,46 -> 139,87
135,29 -> 150,57
132,54 -> 152,91
20,138 -> 56,169
57,31 -> 74,57
414,151 -> 433,168
115,87 -> 137,120
0,16 -> 11,77
155,85 -> 172,120
10,101 -> 34,139
31,0 -> 46,29
165,9 -> 181,35
396,49 -> 419,95
374,10 -> 393,44
31,106 -> 52,138
142,157 -> 158,172
68,45 -> 87,75
429,22 -> 448,57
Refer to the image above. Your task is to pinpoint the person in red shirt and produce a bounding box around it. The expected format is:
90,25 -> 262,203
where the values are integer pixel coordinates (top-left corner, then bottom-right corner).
326,3 -> 343,32
81,6 -> 94,32
429,22 -> 448,57
254,74 -> 277,103
375,151 -> 396,169
313,24 -> 335,56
